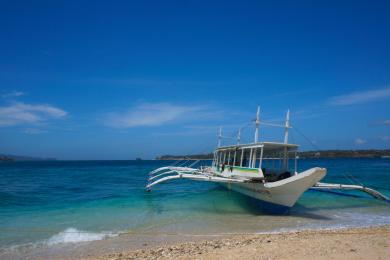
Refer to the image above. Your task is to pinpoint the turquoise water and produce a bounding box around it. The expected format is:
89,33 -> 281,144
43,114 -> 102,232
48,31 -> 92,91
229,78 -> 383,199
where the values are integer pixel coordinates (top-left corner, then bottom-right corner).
0,159 -> 389,252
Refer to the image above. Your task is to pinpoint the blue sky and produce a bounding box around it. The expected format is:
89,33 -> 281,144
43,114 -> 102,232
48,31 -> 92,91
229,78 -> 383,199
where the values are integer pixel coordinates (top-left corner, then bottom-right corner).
0,0 -> 389,159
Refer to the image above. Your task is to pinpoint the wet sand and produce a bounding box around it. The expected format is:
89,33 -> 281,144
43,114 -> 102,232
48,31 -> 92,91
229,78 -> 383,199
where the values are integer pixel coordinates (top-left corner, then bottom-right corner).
88,225 -> 390,260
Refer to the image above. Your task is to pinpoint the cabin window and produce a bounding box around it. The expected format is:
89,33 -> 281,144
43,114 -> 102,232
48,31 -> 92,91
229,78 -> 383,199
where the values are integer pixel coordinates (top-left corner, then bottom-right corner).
235,149 -> 242,166
260,149 -> 298,179
218,152 -> 223,169
244,151 -> 250,167
252,149 -> 261,168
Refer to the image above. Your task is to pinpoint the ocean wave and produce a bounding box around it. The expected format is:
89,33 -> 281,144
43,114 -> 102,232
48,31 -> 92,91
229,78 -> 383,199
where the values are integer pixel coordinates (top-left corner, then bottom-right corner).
46,228 -> 117,245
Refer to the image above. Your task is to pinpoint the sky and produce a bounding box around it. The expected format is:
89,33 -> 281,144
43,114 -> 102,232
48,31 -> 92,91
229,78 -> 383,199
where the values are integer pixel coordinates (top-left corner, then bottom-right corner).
0,0 -> 389,160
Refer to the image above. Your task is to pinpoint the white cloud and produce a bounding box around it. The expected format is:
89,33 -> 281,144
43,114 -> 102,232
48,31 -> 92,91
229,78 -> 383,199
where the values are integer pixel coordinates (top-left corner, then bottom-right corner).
375,119 -> 390,126
0,102 -> 67,127
104,102 -> 215,128
23,128 -> 47,134
84,77 -> 229,88
328,87 -> 390,106
355,138 -> 366,144
2,91 -> 25,99
379,136 -> 390,142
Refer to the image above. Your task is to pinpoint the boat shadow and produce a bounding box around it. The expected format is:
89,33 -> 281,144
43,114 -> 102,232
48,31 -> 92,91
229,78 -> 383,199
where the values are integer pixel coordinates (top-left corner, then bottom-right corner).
145,186 -> 332,220
223,187 -> 388,220
145,185 -> 383,221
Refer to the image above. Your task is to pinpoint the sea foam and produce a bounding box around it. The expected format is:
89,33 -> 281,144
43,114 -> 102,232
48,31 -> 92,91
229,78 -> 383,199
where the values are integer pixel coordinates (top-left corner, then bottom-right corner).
46,228 -> 117,245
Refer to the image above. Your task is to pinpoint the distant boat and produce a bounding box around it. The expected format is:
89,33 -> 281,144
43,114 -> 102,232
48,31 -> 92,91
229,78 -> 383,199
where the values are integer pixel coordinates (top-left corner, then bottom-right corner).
147,107 -> 389,209
381,155 -> 390,159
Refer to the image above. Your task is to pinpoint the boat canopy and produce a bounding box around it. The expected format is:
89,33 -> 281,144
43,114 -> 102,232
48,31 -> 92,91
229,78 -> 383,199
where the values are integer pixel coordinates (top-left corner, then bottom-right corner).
217,142 -> 298,152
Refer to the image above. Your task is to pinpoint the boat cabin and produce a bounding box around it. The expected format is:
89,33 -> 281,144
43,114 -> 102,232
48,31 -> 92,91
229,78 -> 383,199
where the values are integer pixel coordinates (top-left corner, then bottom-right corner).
212,142 -> 298,182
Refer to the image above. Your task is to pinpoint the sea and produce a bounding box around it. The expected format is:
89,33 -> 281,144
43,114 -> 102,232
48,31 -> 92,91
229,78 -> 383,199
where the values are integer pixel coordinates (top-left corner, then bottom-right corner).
0,158 -> 389,258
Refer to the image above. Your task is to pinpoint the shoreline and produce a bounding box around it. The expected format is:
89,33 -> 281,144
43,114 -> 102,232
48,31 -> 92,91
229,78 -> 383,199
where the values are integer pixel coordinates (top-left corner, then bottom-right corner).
86,225 -> 390,260
1,224 -> 389,259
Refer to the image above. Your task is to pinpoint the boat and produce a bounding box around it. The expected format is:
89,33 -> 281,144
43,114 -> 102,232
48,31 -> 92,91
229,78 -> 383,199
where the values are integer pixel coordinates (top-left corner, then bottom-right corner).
147,107 -> 389,209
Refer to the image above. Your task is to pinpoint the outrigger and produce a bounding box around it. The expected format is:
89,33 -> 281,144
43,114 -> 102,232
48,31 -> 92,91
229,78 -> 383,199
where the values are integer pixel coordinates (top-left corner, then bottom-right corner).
147,107 -> 389,208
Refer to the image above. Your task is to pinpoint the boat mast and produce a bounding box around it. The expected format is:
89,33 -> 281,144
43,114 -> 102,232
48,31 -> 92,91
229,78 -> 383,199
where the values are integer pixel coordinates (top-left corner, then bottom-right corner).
284,109 -> 290,144
218,126 -> 222,148
237,127 -> 241,145
214,126 -> 223,168
283,109 -> 290,169
254,106 -> 260,143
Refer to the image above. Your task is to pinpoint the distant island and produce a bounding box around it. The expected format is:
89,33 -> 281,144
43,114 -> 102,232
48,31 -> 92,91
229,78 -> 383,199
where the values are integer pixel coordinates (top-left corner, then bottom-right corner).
156,149 -> 390,160
0,154 -> 57,162
0,155 -> 13,161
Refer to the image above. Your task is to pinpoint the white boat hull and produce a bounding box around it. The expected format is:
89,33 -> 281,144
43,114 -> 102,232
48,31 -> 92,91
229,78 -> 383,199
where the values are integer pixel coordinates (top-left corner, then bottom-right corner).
147,166 -> 327,208
221,167 -> 326,207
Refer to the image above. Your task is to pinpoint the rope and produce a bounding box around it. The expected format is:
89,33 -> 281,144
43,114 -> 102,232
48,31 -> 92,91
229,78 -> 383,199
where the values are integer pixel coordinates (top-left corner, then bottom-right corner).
291,124 -> 321,151
370,185 -> 390,191
189,160 -> 200,168
169,120 -> 255,168
343,174 -> 358,185
176,160 -> 190,167
170,160 -> 182,167
291,124 -> 370,188
345,172 -> 364,187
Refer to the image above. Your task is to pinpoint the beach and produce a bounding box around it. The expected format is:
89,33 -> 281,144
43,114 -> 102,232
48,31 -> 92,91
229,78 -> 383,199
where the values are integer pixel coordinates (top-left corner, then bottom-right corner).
92,225 -> 390,260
